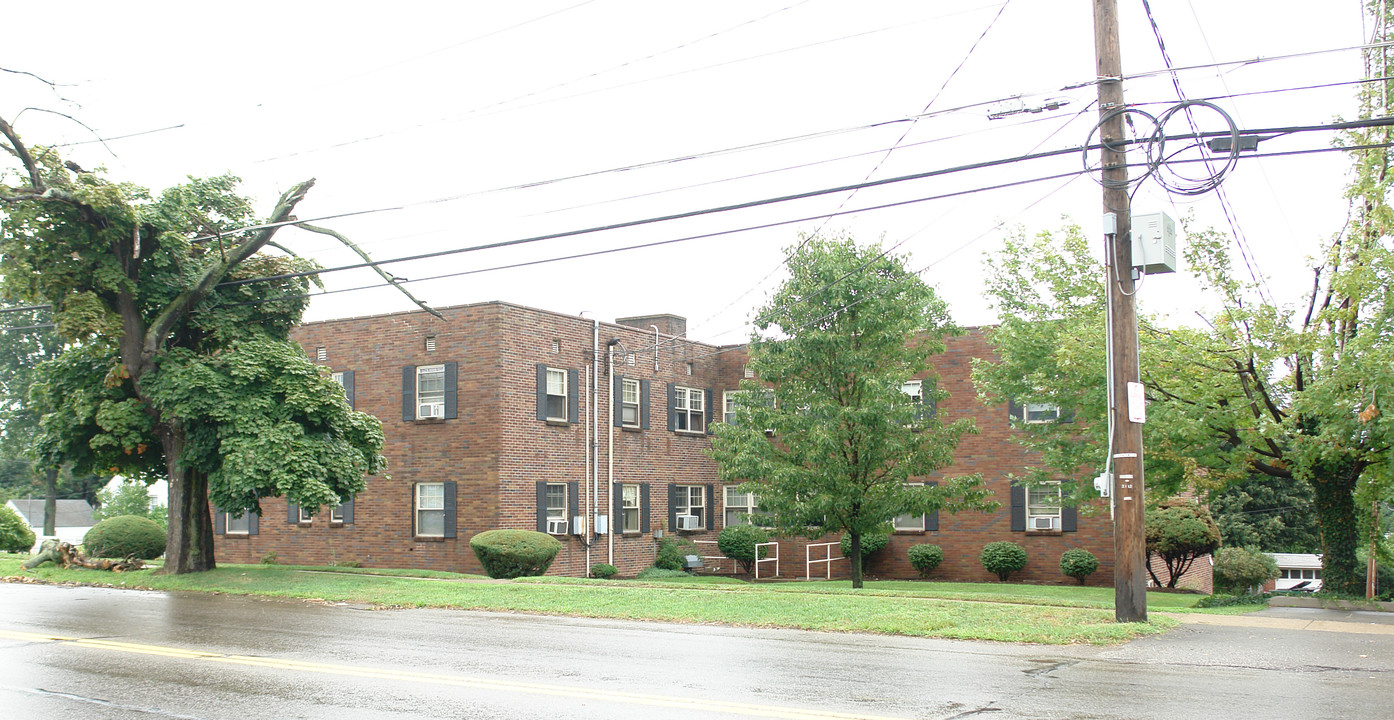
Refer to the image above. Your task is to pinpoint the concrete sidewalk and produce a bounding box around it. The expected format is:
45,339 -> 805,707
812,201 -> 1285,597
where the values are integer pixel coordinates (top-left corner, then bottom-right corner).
1170,606 -> 1394,636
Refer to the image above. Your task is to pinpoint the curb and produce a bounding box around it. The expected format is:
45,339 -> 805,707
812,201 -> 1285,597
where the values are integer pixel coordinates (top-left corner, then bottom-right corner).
1269,596 -> 1394,612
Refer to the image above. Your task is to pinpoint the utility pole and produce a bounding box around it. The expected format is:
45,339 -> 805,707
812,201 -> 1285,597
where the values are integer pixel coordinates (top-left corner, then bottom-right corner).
1094,0 -> 1148,623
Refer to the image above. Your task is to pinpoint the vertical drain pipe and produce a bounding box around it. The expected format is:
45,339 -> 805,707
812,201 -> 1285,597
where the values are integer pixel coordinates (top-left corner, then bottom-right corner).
606,339 -> 621,567
591,319 -> 601,575
583,364 -> 591,574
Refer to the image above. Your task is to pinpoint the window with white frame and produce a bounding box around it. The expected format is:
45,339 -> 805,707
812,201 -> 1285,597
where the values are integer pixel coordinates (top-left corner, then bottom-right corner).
329,503 -> 344,523
332,371 -> 345,387
675,485 -> 706,529
299,505 -> 314,523
620,484 -> 640,533
723,486 -> 762,527
723,389 -> 774,425
225,512 -> 251,535
674,386 -> 705,433
415,482 -> 446,537
1025,402 -> 1061,424
621,378 -> 641,428
545,482 -> 568,533
894,483 -> 926,531
545,367 -> 568,421
1026,483 -> 1063,531
416,364 -> 446,419
901,380 -> 925,425
1281,568 -> 1322,580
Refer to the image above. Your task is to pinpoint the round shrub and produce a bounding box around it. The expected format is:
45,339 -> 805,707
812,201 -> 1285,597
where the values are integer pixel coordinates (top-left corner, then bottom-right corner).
1212,547 -> 1279,594
468,529 -> 562,579
655,536 -> 698,571
83,515 -> 166,559
980,541 -> 1028,581
907,544 -> 944,578
0,504 -> 36,553
591,563 -> 618,579
839,532 -> 890,560
1060,548 -> 1099,585
718,524 -> 770,574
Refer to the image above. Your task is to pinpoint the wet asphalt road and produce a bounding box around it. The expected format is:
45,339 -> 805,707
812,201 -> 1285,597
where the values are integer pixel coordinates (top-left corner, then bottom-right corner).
0,582 -> 1390,719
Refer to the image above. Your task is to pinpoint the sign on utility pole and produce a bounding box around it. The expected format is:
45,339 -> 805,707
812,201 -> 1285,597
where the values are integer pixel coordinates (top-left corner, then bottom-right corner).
1093,0 -> 1148,624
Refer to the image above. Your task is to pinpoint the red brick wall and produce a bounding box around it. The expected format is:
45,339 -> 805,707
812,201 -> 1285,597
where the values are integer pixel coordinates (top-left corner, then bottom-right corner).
213,308 -> 1116,586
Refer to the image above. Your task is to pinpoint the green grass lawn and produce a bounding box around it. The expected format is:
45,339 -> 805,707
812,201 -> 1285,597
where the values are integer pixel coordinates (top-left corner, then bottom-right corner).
0,553 -> 1190,645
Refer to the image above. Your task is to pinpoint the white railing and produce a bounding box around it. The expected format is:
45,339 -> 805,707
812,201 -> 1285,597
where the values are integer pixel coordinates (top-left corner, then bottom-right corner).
805,541 -> 845,580
692,539 -> 731,573
754,541 -> 779,579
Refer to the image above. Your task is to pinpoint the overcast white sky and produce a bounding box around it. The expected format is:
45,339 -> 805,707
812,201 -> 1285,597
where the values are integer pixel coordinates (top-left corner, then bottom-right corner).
1,1 -> 1372,343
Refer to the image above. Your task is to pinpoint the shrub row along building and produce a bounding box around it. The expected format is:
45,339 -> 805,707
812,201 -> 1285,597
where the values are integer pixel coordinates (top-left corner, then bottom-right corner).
210,301 -> 1115,583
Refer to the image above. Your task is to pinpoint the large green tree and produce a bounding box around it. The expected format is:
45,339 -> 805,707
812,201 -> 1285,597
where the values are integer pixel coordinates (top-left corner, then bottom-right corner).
1,116 -> 385,573
710,235 -> 992,588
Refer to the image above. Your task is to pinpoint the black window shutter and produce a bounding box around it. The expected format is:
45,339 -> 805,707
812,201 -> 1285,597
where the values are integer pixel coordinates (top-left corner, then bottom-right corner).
214,508 -> 225,535
613,484 -> 624,533
567,369 -> 579,423
249,508 -> 260,536
341,370 -> 355,410
443,481 -> 457,538
640,380 -> 651,430
536,364 -> 548,421
443,362 -> 458,419
1007,398 -> 1022,423
926,481 -> 939,531
567,481 -> 579,528
536,481 -> 548,532
704,389 -> 715,434
703,484 -> 715,528
1010,483 -> 1026,531
667,483 -> 679,530
925,394 -> 938,423
613,375 -> 624,427
667,383 -> 677,431
640,484 -> 651,533
1062,503 -> 1078,532
402,366 -> 416,421
341,498 -> 355,525
287,502 -> 299,524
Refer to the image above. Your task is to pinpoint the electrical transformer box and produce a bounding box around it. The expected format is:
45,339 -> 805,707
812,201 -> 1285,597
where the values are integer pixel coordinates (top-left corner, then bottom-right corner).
1131,211 -> 1177,274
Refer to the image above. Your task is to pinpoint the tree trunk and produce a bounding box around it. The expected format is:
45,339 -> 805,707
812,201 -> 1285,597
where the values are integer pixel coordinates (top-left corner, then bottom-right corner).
849,532 -> 863,589
1309,462 -> 1361,595
42,465 -> 58,536
159,426 -> 215,574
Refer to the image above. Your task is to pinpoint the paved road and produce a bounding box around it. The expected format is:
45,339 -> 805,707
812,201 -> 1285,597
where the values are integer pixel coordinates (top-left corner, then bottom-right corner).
0,583 -> 1389,719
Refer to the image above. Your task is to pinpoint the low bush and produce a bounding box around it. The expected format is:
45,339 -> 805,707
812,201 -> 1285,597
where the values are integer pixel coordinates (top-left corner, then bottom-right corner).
980,541 -> 1028,581
635,567 -> 690,580
1194,592 -> 1274,609
718,524 -> 770,574
655,536 -> 698,571
1211,547 -> 1278,594
0,504 -> 35,554
907,544 -> 944,578
1059,548 -> 1099,585
83,515 -> 166,559
839,532 -> 890,561
468,529 -> 562,579
590,563 -> 618,579
260,552 -> 279,565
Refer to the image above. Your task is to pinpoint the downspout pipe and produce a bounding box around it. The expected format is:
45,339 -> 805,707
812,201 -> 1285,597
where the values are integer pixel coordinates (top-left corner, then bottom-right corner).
606,338 -> 622,567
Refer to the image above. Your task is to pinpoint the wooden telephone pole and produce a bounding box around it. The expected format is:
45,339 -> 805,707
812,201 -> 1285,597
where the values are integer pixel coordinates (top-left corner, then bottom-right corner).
1093,0 -> 1148,623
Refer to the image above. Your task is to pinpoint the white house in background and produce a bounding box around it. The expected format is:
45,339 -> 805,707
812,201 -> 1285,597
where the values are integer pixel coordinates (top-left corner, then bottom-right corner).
4,498 -> 97,552
1265,552 -> 1323,591
102,477 -> 168,507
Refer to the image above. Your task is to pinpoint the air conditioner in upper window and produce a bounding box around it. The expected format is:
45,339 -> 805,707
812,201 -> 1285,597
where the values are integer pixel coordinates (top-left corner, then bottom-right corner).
546,518 -> 568,535
418,403 -> 443,419
676,514 -> 700,531
1030,516 -> 1057,531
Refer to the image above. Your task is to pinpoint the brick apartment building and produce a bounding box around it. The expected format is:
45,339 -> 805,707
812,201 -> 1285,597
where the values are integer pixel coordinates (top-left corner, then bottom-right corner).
210,301 -> 1115,584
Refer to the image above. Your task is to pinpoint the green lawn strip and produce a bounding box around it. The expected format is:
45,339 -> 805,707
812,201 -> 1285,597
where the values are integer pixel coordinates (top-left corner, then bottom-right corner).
1,557 -> 1171,644
273,564 -> 490,580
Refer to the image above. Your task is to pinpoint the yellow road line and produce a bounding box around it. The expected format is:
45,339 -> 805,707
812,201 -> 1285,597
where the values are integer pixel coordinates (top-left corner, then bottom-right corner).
0,629 -> 904,720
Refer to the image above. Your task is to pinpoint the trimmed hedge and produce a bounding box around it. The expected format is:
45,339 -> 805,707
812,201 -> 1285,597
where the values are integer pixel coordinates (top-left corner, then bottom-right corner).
980,541 -> 1028,581
718,524 -> 770,574
83,515 -> 166,559
0,504 -> 36,554
907,544 -> 944,578
590,563 -> 618,579
839,532 -> 890,560
469,529 -> 561,579
1060,548 -> 1099,585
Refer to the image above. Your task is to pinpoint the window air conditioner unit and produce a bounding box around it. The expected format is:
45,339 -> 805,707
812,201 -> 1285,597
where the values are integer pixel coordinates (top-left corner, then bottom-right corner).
676,514 -> 699,531
546,518 -> 568,535
418,403 -> 443,419
1030,516 -> 1057,531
